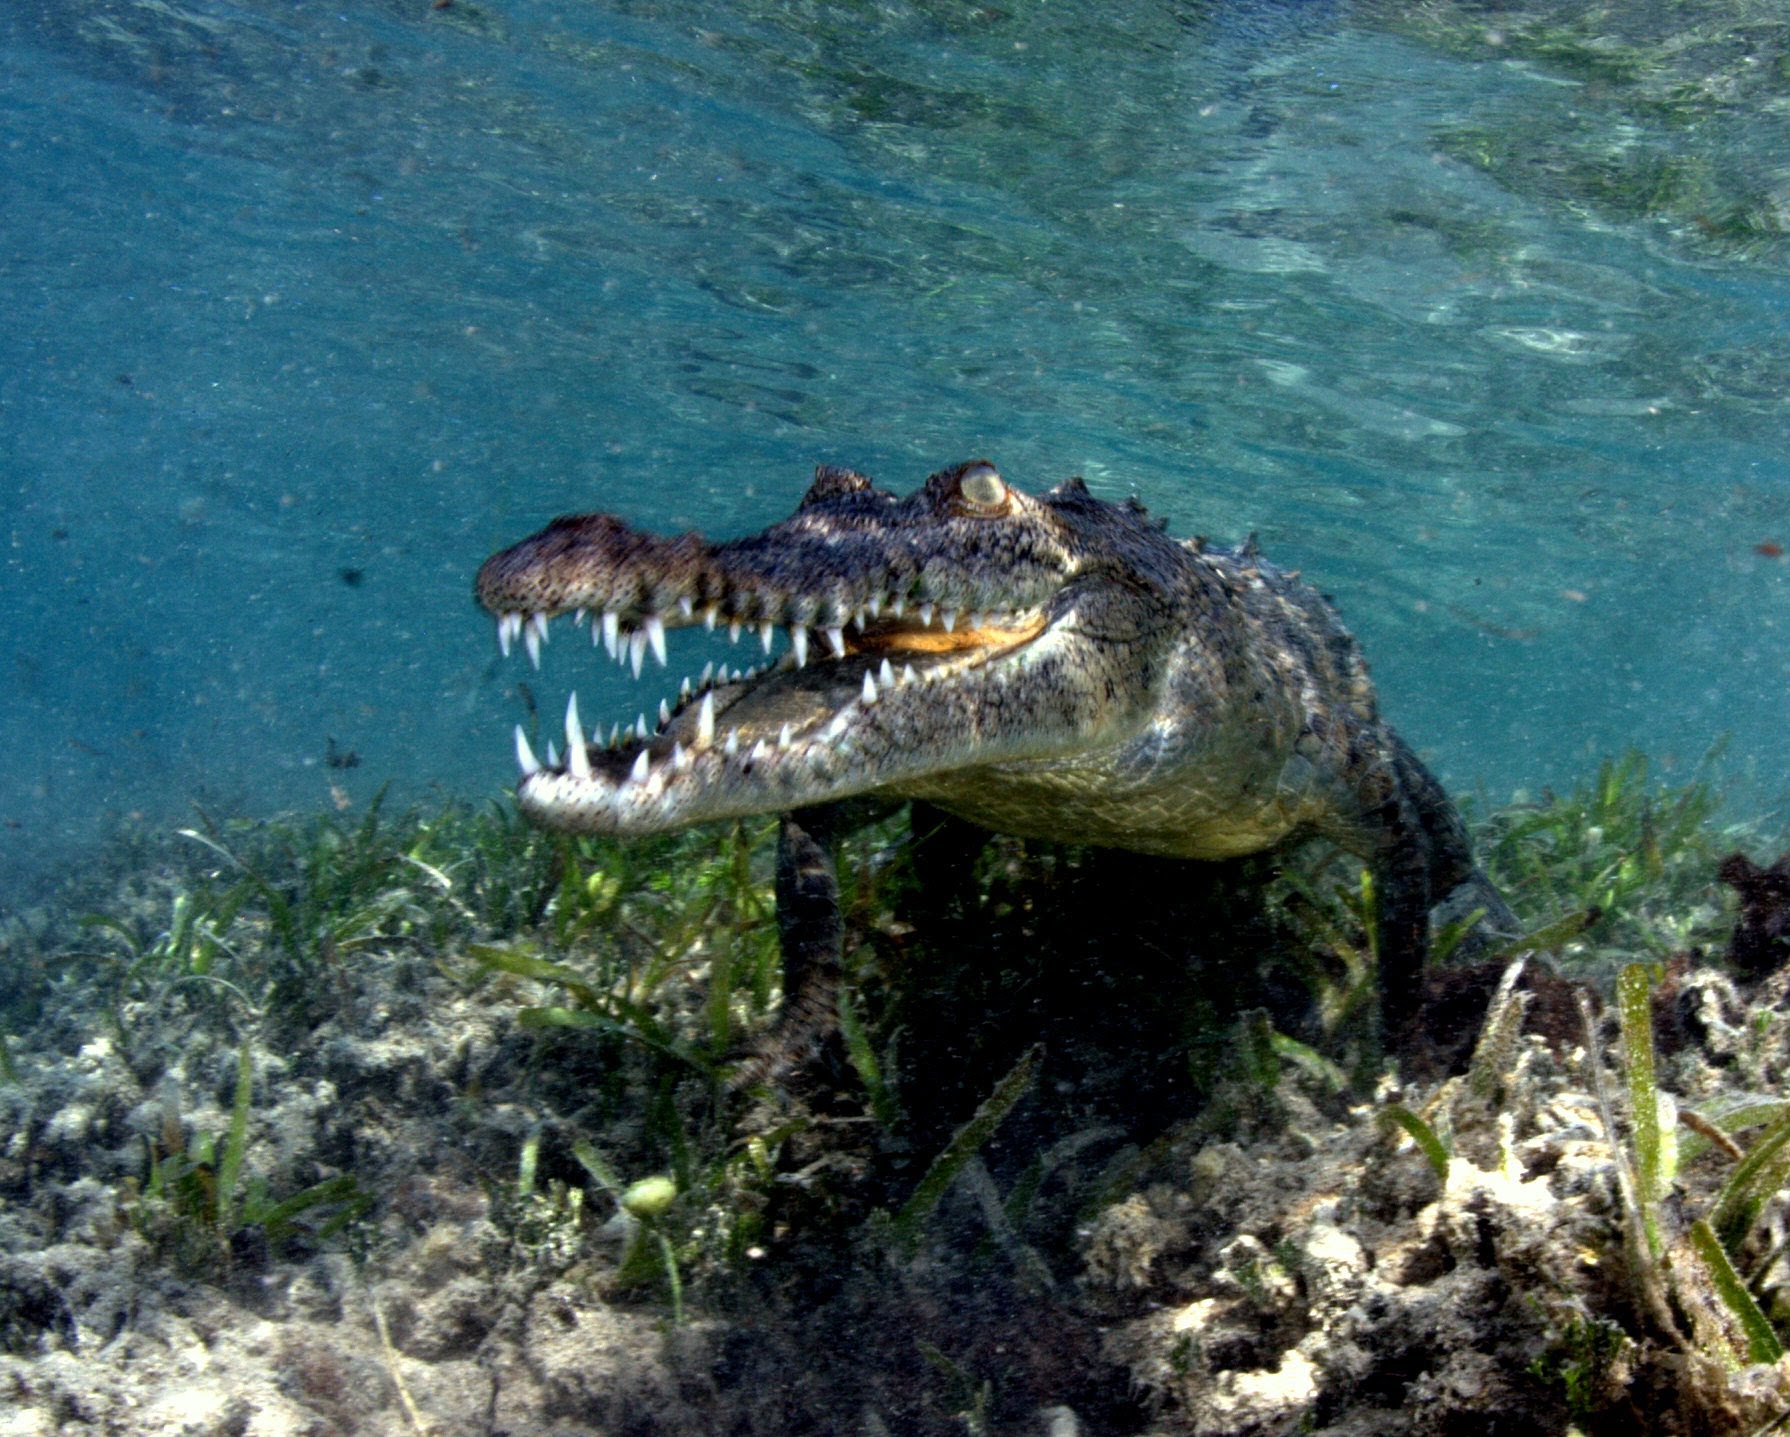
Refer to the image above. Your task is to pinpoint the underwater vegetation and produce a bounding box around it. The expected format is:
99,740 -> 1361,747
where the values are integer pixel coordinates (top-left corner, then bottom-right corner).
121,1040 -> 372,1275
1475,749 -> 1739,960
0,750 -> 1786,1432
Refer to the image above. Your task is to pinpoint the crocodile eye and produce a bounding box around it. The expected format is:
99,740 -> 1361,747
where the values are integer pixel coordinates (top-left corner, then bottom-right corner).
957,463 -> 1008,516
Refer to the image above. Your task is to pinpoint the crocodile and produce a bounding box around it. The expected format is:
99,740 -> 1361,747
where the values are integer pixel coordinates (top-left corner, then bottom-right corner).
475,459 -> 1514,1063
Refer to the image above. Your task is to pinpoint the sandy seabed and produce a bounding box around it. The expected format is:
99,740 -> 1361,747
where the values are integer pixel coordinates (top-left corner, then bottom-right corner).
3,844 -> 1788,1437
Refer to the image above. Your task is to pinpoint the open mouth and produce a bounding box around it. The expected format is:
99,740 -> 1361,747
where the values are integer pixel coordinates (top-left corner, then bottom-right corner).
485,594 -> 1049,827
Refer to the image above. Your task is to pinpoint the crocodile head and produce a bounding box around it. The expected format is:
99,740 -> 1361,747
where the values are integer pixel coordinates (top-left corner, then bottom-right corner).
476,461 -> 1199,840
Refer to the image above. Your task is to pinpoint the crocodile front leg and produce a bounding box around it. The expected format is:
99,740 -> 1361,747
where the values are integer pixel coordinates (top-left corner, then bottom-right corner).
736,800 -> 903,1088
729,805 -> 851,1090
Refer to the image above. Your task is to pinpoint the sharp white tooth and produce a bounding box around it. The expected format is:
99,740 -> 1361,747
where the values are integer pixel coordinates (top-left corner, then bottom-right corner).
645,615 -> 667,667
573,608 -> 587,626
879,658 -> 895,688
778,723 -> 793,750
825,626 -> 845,658
531,612 -> 551,642
861,671 -> 878,704
679,677 -> 692,701
697,692 -> 715,745
902,663 -> 917,685
791,624 -> 809,668
629,629 -> 647,678
917,603 -> 934,627
891,597 -> 905,618
658,699 -> 671,728
673,741 -> 691,770
635,713 -> 649,740
608,723 -> 620,748
565,695 -> 590,778
867,594 -> 882,618
514,725 -> 541,776
730,667 -> 743,682
524,623 -> 543,669
852,607 -> 866,631
546,740 -> 559,768
496,614 -> 514,658
968,612 -> 984,630
759,621 -> 775,653
678,595 -> 694,618
941,609 -> 957,632
602,610 -> 620,658
703,605 -> 719,631
728,621 -> 742,643
630,750 -> 651,784
748,739 -> 768,763
700,661 -> 715,687
724,729 -> 739,756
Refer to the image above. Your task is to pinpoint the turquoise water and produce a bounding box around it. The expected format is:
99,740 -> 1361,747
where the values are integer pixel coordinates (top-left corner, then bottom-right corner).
2,0 -> 1787,897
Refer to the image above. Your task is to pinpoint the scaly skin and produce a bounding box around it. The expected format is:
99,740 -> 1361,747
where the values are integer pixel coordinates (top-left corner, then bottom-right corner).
476,460 -> 1513,1055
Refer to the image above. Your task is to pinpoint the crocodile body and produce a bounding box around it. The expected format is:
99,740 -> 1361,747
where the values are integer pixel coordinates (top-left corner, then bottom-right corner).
476,460 -> 1512,1052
